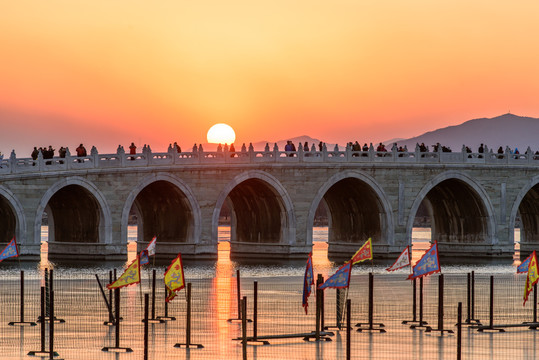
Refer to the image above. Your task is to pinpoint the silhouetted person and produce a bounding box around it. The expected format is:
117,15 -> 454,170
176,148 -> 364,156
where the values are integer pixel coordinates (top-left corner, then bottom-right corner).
31,147 -> 39,165
58,147 -> 66,164
229,143 -> 236,157
129,142 -> 136,160
497,146 -> 504,159
76,143 -> 87,163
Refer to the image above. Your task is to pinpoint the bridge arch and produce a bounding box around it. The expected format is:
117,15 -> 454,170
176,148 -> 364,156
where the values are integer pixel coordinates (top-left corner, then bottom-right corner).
307,170 -> 394,248
0,185 -> 27,245
121,173 -> 201,246
406,171 -> 496,246
34,177 -> 112,245
509,175 -> 539,250
212,171 -> 296,248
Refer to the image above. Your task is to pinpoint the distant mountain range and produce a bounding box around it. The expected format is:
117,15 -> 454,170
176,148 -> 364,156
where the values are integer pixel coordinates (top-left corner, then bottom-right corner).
385,113 -> 539,153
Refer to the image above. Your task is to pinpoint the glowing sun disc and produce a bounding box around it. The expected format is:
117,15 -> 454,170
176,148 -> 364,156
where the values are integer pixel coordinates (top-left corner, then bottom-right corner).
207,123 -> 236,144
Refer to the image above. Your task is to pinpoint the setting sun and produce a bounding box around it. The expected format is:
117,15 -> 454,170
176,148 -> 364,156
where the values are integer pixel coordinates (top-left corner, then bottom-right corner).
207,123 -> 236,145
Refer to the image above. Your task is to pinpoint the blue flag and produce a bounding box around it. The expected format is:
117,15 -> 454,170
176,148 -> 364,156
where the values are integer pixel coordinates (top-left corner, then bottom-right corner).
302,252 -> 314,314
407,241 -> 440,280
518,253 -> 532,274
318,261 -> 352,290
140,249 -> 149,265
0,238 -> 19,263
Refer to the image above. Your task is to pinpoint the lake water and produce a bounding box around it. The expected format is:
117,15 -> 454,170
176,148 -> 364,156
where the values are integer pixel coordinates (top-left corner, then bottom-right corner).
0,226 -> 525,359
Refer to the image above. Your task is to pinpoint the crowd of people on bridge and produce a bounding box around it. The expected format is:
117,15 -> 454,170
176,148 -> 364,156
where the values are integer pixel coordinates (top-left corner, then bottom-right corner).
15,140 -> 539,165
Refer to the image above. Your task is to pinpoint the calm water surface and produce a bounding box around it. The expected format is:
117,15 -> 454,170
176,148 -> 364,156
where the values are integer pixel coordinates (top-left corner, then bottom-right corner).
2,226 -> 523,360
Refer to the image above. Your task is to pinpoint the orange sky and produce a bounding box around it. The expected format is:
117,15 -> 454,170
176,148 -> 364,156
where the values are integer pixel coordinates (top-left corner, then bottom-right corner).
2,1 -> 539,155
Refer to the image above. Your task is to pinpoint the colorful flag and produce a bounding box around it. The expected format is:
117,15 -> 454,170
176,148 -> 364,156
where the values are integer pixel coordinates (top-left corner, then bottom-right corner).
302,252 -> 314,314
0,237 -> 19,263
318,261 -> 352,290
518,253 -> 533,274
351,238 -> 373,264
107,256 -> 141,289
146,236 -> 157,256
386,246 -> 411,272
407,241 -> 440,280
164,253 -> 185,302
524,251 -> 539,306
140,249 -> 149,265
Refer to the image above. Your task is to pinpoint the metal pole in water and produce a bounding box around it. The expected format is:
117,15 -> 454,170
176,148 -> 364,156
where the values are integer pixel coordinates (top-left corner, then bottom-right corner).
186,283 -> 192,347
49,290 -> 54,360
346,299 -> 351,360
457,302 -> 462,360
115,288 -> 121,348
242,296 -> 247,360
151,269 -> 156,320
20,270 -> 25,323
489,275 -> 494,329
40,287 -> 45,353
253,281 -> 258,341
144,293 -> 149,360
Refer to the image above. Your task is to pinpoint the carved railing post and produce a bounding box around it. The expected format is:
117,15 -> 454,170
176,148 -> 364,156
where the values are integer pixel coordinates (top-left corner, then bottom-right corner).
273,143 -> 279,162
91,146 -> 98,168
38,150 -> 44,171
322,143 -> 328,161
116,145 -> 125,167
223,144 -> 229,162
368,143 -> 374,160
198,144 -> 203,164
345,143 -> 351,161
9,150 -> 16,174
64,147 -> 71,170
298,143 -> 304,162
249,143 -> 254,162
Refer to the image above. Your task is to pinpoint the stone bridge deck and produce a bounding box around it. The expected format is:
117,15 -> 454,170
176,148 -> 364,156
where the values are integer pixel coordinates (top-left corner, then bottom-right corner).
0,143 -> 538,261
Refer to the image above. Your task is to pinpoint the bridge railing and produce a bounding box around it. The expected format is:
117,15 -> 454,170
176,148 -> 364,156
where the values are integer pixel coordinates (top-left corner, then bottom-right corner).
3,144 -> 539,174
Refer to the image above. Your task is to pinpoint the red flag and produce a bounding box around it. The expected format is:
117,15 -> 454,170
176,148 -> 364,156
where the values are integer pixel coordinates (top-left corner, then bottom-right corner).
351,238 -> 373,264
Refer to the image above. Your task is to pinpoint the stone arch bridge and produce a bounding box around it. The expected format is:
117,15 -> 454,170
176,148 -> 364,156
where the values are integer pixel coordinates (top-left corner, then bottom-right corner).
0,144 -> 538,261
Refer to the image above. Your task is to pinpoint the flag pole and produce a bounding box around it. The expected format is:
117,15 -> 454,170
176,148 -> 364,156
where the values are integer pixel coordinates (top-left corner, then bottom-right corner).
16,238 -> 21,270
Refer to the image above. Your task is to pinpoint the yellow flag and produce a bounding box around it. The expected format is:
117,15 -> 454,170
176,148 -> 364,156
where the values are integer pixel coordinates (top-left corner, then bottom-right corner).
351,238 -> 373,264
107,256 -> 141,290
524,251 -> 539,306
164,253 -> 185,302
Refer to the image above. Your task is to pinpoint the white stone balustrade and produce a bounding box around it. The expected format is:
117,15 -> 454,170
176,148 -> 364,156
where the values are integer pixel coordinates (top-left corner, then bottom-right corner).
1,143 -> 539,175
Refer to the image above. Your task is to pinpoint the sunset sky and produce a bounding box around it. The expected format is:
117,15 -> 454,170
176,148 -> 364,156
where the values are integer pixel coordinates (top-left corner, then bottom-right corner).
2,1 -> 539,155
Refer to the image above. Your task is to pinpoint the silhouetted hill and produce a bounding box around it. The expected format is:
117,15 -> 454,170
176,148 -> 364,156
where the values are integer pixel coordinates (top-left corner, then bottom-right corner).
388,114 -> 539,152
